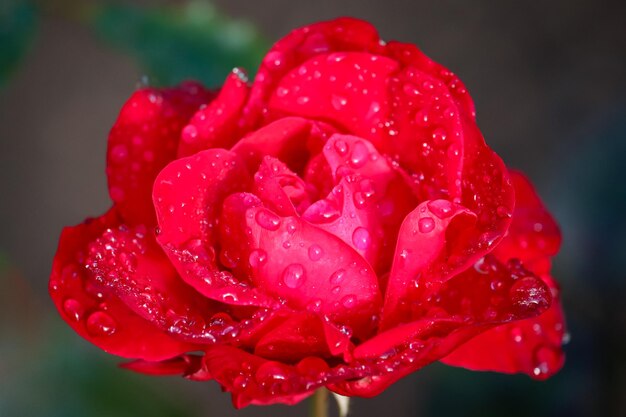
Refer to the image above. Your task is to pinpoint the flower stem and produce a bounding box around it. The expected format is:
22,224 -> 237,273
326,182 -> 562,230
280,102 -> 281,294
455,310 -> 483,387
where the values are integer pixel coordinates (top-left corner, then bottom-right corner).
309,388 -> 329,417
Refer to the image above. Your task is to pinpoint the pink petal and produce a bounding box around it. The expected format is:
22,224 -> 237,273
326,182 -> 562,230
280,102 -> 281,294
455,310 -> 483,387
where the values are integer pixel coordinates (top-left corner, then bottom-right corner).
177,70 -> 250,157
49,209 -> 196,361
107,82 -> 213,226
245,207 -> 382,338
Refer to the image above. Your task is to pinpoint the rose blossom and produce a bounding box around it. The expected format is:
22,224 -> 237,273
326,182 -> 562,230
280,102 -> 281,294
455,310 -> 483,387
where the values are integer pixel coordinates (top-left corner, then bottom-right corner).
49,17 -> 566,407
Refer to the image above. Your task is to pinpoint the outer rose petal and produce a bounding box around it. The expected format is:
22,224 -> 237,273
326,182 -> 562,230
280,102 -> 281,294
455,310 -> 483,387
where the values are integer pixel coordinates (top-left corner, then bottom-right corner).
177,70 -> 250,157
332,256 -> 552,396
85,224 -> 240,344
153,149 -> 274,307
49,209 -> 196,361
440,277 -> 566,380
245,207 -> 382,338
266,52 -> 399,148
493,171 -> 562,262
441,171 -> 565,379
107,82 -> 213,226
244,18 -> 384,127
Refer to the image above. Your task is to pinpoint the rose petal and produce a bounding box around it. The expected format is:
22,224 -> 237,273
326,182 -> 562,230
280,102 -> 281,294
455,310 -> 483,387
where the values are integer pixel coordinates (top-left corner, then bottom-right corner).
440,275 -> 566,380
107,82 -> 213,226
493,171 -> 561,262
266,52 -> 398,148
153,149 -> 274,306
49,209 -> 196,361
85,224 -> 240,344
177,70 -> 250,157
252,312 -> 352,361
381,199 -> 479,328
252,156 -> 312,216
332,255 -> 552,396
203,346 -> 317,408
441,172 -> 565,379
245,207 -> 382,338
121,354 -> 203,376
244,18 -> 384,128
304,134 -> 417,272
231,117 -> 334,175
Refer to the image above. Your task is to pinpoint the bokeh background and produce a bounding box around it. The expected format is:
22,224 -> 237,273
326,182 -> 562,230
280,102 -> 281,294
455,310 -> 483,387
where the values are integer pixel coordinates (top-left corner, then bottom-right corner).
1,0 -> 625,416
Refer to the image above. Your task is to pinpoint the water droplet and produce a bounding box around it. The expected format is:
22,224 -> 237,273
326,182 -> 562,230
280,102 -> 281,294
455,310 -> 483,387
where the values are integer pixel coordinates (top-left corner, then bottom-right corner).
349,141 -> 369,168
496,205 -> 512,219
331,95 -> 347,110
255,209 -> 281,231
329,269 -> 346,285
264,51 -> 285,69
307,298 -> 323,312
110,144 -> 128,163
181,125 -> 198,143
431,128 -> 448,146
334,139 -> 348,155
341,295 -> 356,308
402,83 -> 420,96
282,264 -> 306,288
510,327 -> 523,343
63,298 -> 83,321
352,227 -> 371,250
297,96 -> 310,105
249,249 -> 267,268
86,311 -> 117,336
418,217 -> 435,233
308,245 -> 324,261
427,200 -> 453,219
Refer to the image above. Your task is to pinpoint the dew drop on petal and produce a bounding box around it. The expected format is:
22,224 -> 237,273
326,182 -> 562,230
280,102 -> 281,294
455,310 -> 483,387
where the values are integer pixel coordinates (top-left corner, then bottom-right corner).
418,217 -> 435,233
181,125 -> 198,143
427,200 -> 453,219
63,298 -> 83,321
331,94 -> 348,110
349,141 -> 369,168
255,209 -> 281,231
249,249 -> 267,268
352,227 -> 371,250
308,245 -> 324,261
282,264 -> 306,288
86,311 -> 117,336
329,269 -> 346,285
110,144 -> 128,163
341,294 -> 357,308
334,139 -> 348,155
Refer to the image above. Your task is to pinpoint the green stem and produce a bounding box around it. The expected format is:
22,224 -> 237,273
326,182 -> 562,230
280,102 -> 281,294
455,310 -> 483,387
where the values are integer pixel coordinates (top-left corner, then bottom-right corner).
309,388 -> 329,417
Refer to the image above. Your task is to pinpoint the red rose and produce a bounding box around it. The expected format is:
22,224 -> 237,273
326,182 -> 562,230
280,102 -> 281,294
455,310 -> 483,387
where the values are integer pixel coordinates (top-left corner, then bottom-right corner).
49,18 -> 566,407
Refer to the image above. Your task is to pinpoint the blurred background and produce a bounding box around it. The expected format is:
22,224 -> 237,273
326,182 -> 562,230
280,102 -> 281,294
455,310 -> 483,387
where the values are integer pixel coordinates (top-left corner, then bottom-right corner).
1,0 -> 625,416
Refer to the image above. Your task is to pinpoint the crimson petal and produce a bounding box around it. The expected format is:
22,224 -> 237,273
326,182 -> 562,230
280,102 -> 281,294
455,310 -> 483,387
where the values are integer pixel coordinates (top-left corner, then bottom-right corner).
107,82 -> 213,226
85,224 -> 239,344
153,149 -> 273,306
49,209 -> 195,361
245,207 -> 382,338
177,70 -> 250,157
